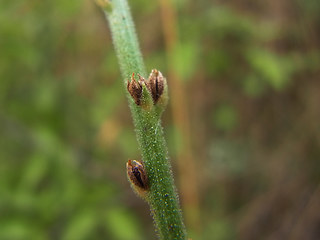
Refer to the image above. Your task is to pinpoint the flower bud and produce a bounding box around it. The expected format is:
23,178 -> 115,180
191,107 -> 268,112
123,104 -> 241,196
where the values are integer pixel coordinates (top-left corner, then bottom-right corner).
146,69 -> 165,104
126,159 -> 149,198
127,73 -> 143,105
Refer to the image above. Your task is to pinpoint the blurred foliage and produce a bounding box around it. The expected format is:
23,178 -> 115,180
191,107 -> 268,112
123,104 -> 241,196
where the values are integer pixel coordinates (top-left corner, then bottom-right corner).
1,0 -> 320,239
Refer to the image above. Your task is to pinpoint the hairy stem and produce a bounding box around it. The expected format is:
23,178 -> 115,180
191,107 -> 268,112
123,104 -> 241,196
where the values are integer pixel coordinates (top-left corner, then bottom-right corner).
100,0 -> 187,239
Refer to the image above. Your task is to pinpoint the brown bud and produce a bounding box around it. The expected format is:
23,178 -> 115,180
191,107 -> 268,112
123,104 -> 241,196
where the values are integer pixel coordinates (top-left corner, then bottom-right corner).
127,73 -> 144,105
146,69 -> 165,104
126,160 -> 149,198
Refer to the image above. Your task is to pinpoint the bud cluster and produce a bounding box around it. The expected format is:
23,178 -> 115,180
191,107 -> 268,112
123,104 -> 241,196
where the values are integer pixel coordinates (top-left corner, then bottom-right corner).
127,69 -> 167,107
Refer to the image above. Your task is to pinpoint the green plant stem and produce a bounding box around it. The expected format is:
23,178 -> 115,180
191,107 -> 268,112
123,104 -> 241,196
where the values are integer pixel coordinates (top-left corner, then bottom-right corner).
102,0 -> 187,239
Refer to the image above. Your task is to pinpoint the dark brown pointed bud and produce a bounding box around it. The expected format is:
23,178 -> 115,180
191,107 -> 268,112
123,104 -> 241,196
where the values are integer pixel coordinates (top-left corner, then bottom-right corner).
126,159 -> 149,198
127,73 -> 143,105
146,69 -> 165,104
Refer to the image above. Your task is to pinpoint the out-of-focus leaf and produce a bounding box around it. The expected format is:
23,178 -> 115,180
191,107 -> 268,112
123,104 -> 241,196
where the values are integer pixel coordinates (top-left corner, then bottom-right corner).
18,155 -> 48,191
243,74 -> 267,97
207,49 -> 232,75
0,220 -> 44,240
105,208 -> 143,240
246,49 -> 294,90
167,125 -> 183,157
172,42 -> 198,81
118,128 -> 139,156
212,104 -> 238,131
92,81 -> 123,125
62,210 -> 97,240
208,139 -> 249,176
204,218 -> 235,240
206,6 -> 255,43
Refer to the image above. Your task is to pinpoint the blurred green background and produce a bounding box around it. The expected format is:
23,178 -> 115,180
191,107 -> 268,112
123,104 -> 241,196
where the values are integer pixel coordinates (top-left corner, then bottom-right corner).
1,0 -> 320,239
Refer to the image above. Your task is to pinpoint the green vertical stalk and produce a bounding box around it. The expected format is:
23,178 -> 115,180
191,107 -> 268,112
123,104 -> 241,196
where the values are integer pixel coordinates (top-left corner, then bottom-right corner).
99,0 -> 187,239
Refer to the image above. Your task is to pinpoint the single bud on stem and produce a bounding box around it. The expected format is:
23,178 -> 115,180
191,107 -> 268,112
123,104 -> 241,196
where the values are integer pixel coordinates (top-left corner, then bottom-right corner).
147,69 -> 165,104
126,159 -> 149,199
127,73 -> 143,105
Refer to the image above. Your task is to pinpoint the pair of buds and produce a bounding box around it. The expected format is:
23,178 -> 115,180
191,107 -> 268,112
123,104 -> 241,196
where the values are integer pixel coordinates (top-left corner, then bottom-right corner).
127,69 -> 167,106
